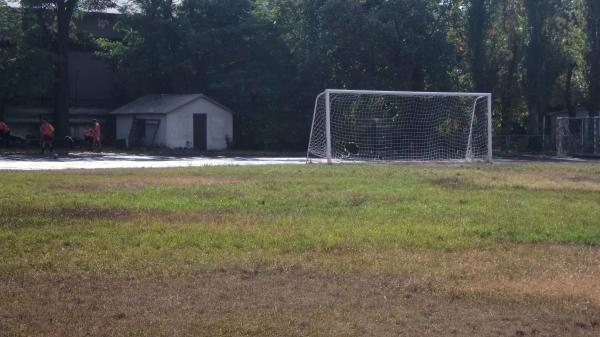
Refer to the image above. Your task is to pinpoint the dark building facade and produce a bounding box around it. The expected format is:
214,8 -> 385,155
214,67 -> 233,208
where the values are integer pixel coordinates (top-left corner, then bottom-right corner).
6,12 -> 121,142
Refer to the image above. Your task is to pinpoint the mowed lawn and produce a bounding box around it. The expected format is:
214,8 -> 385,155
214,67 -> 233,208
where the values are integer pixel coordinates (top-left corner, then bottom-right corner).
1,163 -> 600,336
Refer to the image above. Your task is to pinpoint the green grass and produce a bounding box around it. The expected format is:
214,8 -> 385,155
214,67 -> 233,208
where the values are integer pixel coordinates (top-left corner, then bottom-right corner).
1,163 -> 599,276
3,163 -> 600,337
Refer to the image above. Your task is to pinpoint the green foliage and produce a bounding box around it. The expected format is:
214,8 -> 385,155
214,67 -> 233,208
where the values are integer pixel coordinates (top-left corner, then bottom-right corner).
524,0 -> 588,136
0,3 -> 21,102
0,5 -> 53,106
587,0 -> 600,113
2,0 -> 599,147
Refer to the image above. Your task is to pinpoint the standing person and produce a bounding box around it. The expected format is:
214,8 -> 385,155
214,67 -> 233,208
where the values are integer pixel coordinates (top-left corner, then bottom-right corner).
0,119 -> 9,142
92,119 -> 102,151
0,119 -> 9,147
40,118 -> 55,154
84,123 -> 95,150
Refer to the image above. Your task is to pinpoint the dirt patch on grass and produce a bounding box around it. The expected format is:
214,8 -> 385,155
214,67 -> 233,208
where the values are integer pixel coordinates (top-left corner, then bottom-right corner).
1,269 -> 598,337
288,245 -> 600,306
476,273 -> 600,307
57,207 -> 136,221
112,176 -> 250,191
0,206 -> 138,228
140,176 -> 248,185
47,176 -> 249,193
1,204 -> 264,230
427,169 -> 600,192
430,176 -> 470,189
473,170 -> 600,192
462,245 -> 600,306
142,209 -> 265,229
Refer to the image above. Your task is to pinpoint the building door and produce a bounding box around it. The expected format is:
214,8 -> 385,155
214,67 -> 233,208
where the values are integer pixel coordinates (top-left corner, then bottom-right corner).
129,118 -> 161,147
193,114 -> 208,151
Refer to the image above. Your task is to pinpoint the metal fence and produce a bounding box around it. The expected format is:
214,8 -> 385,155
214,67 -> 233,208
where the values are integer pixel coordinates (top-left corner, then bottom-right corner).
493,134 -> 550,154
494,117 -> 600,157
556,117 -> 600,157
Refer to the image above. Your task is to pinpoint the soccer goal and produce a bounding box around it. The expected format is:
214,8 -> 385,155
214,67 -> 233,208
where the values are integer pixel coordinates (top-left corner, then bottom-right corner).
307,89 -> 493,163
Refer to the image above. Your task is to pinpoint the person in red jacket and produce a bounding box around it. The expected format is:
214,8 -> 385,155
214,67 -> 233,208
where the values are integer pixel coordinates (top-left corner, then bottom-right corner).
92,119 -> 102,151
84,123 -> 95,150
0,119 -> 10,146
0,119 -> 9,138
40,118 -> 55,154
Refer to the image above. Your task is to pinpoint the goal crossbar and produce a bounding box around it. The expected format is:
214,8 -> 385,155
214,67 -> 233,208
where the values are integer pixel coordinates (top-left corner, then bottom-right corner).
307,89 -> 493,163
325,89 -> 492,98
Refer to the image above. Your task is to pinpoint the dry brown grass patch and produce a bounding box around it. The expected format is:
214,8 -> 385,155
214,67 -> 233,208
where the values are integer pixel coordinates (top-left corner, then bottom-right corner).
471,170 -> 600,191
429,176 -> 472,189
1,268 -> 599,337
426,168 -> 600,192
47,176 -> 249,193
57,207 -> 136,221
140,209 -> 265,229
474,273 -> 600,307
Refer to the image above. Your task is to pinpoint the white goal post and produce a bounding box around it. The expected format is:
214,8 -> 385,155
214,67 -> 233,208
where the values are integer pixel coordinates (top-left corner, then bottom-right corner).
307,89 -> 493,163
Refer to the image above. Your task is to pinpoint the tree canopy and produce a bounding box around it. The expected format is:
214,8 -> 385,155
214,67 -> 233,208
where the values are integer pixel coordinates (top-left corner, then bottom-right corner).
1,0 -> 598,149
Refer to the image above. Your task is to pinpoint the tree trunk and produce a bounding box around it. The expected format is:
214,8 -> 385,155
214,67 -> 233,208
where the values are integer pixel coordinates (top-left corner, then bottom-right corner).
500,80 -> 515,134
565,64 -> 576,118
588,0 -> 600,116
410,63 -> 425,91
527,102 -> 542,137
500,37 -> 520,134
525,0 -> 545,149
468,0 -> 488,91
499,1 -> 522,137
54,0 -> 73,139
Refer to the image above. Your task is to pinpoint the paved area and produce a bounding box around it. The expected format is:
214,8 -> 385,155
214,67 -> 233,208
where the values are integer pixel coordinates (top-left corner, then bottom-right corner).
0,152 -> 308,170
0,152 -> 596,171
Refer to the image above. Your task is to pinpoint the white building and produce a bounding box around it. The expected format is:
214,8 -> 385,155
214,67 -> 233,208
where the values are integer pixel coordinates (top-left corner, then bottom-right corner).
111,94 -> 233,150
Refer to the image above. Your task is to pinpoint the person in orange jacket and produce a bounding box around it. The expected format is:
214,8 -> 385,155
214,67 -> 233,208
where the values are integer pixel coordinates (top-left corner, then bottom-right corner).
92,119 -> 102,151
40,118 -> 55,154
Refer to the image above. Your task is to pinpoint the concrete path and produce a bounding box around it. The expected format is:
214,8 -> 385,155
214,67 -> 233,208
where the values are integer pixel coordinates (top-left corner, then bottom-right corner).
0,152 -> 308,171
0,152 -> 595,171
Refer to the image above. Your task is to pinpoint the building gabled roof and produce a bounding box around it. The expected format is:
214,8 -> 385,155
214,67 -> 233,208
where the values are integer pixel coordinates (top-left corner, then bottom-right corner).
110,94 -> 233,116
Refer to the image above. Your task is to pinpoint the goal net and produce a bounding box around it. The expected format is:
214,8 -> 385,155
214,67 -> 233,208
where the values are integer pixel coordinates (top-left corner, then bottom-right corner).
307,90 -> 493,163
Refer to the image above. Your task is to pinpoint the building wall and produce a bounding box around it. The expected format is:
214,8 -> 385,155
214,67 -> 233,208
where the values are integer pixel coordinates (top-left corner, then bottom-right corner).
69,52 -> 116,104
115,115 -> 133,145
165,99 -> 233,150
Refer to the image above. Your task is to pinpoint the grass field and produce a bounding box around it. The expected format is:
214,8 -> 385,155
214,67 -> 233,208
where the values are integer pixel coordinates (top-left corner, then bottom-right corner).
1,163 -> 600,336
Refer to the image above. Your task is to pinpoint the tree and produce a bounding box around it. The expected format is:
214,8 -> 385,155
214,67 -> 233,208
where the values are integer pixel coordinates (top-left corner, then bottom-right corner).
377,0 -> 457,91
0,2 -> 21,119
20,0 -> 114,138
492,0 -> 526,134
0,2 -> 53,119
524,0 -> 561,139
98,0 -> 301,149
43,0 -> 598,150
467,0 -> 494,91
97,0 -> 181,96
554,0 -> 586,119
587,0 -> 600,115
